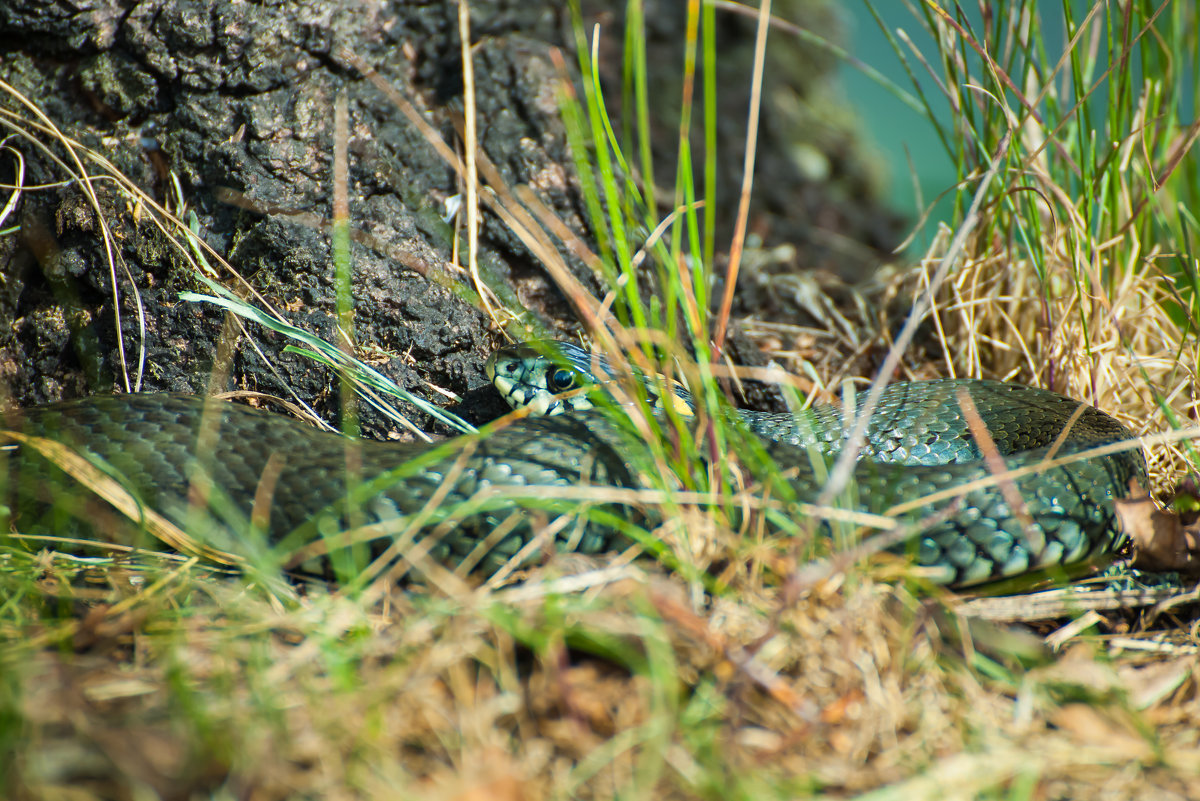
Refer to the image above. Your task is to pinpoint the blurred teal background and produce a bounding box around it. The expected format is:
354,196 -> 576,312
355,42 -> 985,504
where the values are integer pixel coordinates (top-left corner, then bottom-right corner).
840,4 -> 1069,251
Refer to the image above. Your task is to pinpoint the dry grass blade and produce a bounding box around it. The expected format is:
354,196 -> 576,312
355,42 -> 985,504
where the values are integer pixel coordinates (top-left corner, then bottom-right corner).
0,141 -> 24,229
3,4 -> 1200,799
712,0 -> 771,355
0,78 -> 146,392
455,1 -> 497,328
952,586 -> 1187,622
956,385 -> 1042,553
344,46 -> 624,340
819,127 -> 1014,508
1,430 -> 240,566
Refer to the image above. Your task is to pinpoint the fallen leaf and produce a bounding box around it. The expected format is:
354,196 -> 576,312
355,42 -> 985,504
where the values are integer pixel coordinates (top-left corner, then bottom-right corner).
1115,482 -> 1200,573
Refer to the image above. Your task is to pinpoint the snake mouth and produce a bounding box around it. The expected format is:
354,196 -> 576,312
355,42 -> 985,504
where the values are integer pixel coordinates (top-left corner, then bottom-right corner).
487,340 -> 697,419
485,350 -> 525,407
491,374 -> 531,408
488,366 -> 567,416
486,343 -> 580,416
494,379 -> 567,416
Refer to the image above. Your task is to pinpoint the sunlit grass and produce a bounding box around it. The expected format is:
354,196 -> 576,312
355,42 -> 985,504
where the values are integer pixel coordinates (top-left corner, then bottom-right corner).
2,1 -> 1199,799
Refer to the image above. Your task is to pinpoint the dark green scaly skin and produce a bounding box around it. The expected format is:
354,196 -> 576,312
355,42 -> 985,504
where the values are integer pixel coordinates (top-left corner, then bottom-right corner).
746,385 -> 1146,585
487,341 -> 1148,586
2,342 -> 1146,586
2,395 -> 635,576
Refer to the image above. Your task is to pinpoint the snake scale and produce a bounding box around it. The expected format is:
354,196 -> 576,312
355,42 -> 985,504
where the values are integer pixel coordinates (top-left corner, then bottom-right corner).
1,341 -> 1146,586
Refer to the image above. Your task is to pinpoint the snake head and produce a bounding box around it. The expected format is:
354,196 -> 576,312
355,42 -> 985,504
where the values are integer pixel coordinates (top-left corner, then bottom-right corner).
485,341 -> 599,416
486,340 -> 695,418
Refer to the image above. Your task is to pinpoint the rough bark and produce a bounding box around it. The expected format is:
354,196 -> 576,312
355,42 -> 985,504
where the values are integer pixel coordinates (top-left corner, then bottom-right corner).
0,0 -> 901,431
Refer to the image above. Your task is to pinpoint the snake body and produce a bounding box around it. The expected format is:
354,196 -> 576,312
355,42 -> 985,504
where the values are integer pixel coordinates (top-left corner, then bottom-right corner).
2,342 -> 1146,586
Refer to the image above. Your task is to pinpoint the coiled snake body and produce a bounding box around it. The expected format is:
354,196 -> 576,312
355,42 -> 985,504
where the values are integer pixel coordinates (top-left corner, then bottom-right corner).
1,342 -> 1146,586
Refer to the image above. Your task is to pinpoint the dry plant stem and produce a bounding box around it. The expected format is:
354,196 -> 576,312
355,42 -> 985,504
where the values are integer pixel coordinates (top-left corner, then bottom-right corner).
201,306 -> 243,399
356,453 -> 481,604
448,112 -> 609,332
347,45 -> 615,340
1154,119 -> 1200,189
217,321 -> 340,435
928,4 -> 1079,173
483,513 -> 582,589
333,93 -> 353,356
0,430 -> 238,566
1046,402 -> 1092,460
956,386 -> 1042,553
282,441 -> 480,590
0,100 -> 293,329
629,200 -> 705,270
649,590 -> 813,718
953,586 -> 1190,622
828,500 -> 967,591
19,555 -> 205,652
493,563 -> 640,603
513,183 -> 606,277
333,90 -> 363,532
248,452 -> 286,535
455,510 -> 527,576
457,1 -> 496,326
5,533 -> 197,560
0,144 -> 24,228
712,0 -> 770,356
816,128 -> 1014,509
0,78 -> 145,392
884,435 -> 1149,519
896,28 -> 954,113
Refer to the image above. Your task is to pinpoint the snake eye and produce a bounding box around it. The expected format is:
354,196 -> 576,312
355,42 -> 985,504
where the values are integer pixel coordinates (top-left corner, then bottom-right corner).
549,368 -> 576,392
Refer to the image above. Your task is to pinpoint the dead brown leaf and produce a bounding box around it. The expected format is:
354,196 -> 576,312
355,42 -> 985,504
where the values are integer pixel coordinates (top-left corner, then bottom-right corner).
1116,482 -> 1200,573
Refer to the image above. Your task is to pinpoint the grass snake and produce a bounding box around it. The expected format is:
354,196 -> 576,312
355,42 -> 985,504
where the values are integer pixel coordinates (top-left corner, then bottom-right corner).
1,341 -> 1146,586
